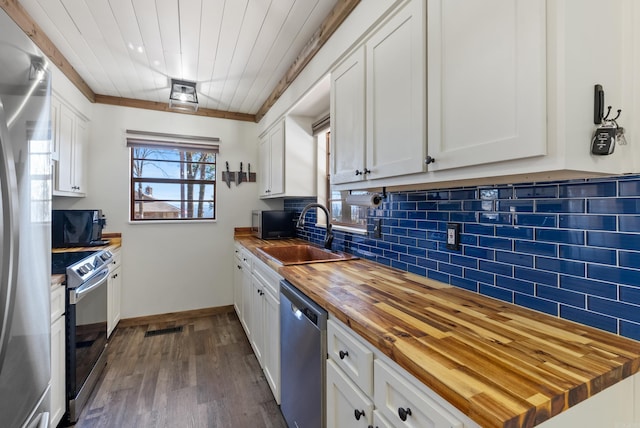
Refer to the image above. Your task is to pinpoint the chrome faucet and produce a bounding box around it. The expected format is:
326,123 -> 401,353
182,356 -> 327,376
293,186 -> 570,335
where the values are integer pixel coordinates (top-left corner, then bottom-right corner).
296,203 -> 334,250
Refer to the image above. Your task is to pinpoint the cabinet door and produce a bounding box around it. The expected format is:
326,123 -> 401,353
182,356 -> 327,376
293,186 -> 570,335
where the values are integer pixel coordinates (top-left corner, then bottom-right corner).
374,360 -> 462,428
327,359 -> 373,428
263,289 -> 280,404
107,265 -> 122,338
240,264 -> 252,339
427,0 -> 546,171
250,276 -> 265,366
50,314 -> 65,428
366,0 -> 426,180
233,254 -> 243,317
258,134 -> 271,196
330,46 -> 366,184
269,121 -> 285,196
56,103 -> 75,193
73,117 -> 87,193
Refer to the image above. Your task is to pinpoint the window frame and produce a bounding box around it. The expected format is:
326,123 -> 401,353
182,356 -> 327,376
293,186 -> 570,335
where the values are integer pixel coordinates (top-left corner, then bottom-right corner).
127,134 -> 219,223
323,130 -> 367,232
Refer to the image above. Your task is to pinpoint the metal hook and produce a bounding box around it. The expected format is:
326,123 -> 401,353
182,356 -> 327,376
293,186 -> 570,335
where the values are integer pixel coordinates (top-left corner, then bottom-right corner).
602,106 -> 612,121
611,109 -> 622,121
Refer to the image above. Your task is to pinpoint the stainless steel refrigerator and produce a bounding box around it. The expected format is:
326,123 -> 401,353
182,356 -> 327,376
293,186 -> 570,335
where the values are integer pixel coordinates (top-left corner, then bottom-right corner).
0,8 -> 53,428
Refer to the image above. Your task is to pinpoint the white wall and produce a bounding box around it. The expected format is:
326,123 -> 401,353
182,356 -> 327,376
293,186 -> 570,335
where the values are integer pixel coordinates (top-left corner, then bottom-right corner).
53,103 -> 280,318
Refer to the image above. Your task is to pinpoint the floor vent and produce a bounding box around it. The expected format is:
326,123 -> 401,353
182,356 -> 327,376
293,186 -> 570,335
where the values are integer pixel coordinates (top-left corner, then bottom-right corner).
144,326 -> 183,337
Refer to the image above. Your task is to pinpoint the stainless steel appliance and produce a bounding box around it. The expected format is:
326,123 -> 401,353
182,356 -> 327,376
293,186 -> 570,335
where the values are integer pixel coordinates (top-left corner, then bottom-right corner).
251,210 -> 296,239
52,210 -> 108,248
0,8 -> 53,428
52,249 -> 112,423
280,280 -> 327,428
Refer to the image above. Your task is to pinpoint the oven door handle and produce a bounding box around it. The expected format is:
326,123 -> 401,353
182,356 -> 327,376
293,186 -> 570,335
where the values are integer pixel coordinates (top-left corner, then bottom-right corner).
70,268 -> 109,304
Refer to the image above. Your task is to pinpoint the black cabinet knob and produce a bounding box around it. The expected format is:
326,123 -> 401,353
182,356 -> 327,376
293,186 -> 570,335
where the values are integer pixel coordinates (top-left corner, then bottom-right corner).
339,350 -> 349,360
398,407 -> 412,421
425,156 -> 435,165
354,409 -> 365,421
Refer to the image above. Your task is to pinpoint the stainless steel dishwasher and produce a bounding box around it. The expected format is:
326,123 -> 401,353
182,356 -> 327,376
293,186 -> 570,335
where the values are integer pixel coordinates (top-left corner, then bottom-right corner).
280,279 -> 327,428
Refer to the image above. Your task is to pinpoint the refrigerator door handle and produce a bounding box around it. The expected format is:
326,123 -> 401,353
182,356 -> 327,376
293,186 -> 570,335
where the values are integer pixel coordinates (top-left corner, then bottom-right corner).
0,101 -> 20,372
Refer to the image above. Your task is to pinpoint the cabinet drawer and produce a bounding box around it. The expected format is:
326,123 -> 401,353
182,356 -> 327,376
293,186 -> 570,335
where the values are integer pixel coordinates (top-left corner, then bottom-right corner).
252,257 -> 282,297
374,359 -> 462,428
328,319 -> 373,396
327,359 -> 373,428
50,285 -> 65,323
239,247 -> 252,270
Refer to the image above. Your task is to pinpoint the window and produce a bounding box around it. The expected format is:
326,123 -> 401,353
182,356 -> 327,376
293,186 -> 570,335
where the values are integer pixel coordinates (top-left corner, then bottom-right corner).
318,128 -> 367,231
127,133 -> 219,221
329,190 -> 368,228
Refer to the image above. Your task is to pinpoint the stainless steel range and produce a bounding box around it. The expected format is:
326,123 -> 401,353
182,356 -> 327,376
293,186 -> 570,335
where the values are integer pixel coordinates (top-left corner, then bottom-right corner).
52,249 -> 112,423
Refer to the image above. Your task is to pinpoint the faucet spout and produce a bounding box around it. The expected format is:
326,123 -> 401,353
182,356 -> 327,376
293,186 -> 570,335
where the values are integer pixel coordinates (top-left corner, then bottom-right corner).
296,203 -> 334,250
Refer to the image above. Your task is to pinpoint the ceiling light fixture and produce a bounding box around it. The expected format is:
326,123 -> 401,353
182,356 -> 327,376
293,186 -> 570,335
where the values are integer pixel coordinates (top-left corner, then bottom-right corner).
169,79 -> 198,112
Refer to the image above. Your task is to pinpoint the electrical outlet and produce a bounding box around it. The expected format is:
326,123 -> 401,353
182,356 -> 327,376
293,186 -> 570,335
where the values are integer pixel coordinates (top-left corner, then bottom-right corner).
373,219 -> 382,239
446,223 -> 461,250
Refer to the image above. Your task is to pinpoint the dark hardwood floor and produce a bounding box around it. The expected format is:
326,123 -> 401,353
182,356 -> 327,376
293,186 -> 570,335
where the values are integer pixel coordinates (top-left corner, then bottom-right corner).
72,310 -> 287,428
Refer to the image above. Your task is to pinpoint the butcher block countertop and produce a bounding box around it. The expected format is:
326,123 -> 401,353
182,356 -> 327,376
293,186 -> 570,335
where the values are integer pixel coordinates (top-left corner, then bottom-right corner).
235,233 -> 640,428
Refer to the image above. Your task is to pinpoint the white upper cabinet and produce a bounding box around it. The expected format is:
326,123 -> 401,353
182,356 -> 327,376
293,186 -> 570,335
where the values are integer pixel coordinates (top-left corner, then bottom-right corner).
329,0 -> 638,191
259,116 -> 316,198
366,0 -> 426,180
426,0 -> 546,171
330,0 -> 426,185
259,120 -> 285,197
52,94 -> 88,197
330,46 -> 366,185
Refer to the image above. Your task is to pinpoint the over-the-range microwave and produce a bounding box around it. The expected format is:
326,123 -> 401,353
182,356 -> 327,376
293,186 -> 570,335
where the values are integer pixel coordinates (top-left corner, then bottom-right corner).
251,210 -> 296,239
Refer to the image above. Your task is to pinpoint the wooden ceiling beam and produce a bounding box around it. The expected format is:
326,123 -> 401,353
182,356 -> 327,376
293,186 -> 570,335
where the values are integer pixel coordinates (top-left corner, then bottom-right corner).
94,94 -> 256,123
0,0 -> 96,102
2,0 -> 360,122
254,0 -> 361,123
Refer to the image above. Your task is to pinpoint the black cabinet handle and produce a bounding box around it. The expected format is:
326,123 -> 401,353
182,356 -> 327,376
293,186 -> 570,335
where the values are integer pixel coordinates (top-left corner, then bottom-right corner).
354,409 -> 365,421
355,168 -> 371,176
425,156 -> 435,165
398,407 -> 412,421
237,265 -> 241,270
339,350 -> 349,360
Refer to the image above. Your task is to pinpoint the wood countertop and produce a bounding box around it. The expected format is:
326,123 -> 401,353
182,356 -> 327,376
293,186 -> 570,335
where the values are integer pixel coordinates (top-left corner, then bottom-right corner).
235,234 -> 640,428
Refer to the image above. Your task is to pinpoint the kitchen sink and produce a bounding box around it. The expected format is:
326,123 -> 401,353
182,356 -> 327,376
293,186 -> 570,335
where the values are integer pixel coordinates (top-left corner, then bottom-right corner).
256,244 -> 357,265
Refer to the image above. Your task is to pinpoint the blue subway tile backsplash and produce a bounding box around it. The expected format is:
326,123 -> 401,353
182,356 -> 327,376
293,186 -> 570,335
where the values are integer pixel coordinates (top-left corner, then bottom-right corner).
285,175 -> 640,341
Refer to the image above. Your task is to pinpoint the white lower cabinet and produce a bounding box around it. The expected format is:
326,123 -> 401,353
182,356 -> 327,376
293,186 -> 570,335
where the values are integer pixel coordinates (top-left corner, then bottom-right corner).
237,248 -> 252,338
50,285 -> 66,428
250,256 -> 282,403
233,243 -> 282,404
327,318 -> 477,428
374,359 -> 462,428
107,247 -> 122,338
232,246 -> 243,318
262,287 -> 280,403
249,275 -> 266,364
327,359 -> 373,427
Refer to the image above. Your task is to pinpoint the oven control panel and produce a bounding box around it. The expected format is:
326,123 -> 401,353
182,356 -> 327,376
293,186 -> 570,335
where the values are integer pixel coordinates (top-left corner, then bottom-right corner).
66,249 -> 113,289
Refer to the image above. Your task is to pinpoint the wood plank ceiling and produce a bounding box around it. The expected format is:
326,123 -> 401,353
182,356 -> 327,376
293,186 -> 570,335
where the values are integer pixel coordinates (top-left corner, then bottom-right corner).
5,0 -> 359,122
